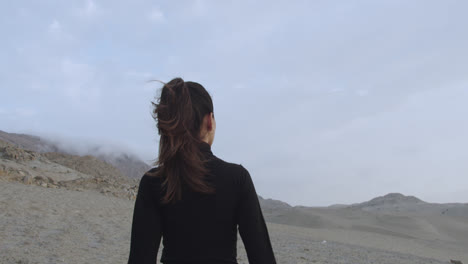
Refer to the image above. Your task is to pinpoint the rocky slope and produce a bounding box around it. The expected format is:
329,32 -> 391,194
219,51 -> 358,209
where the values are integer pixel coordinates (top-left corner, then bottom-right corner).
0,139 -> 139,200
0,130 -> 150,179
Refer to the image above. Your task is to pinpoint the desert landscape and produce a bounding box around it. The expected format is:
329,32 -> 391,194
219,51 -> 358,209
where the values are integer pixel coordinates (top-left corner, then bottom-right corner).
1,130 -> 467,264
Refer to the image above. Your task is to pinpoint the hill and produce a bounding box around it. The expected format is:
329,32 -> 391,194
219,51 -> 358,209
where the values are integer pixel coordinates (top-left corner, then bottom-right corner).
0,130 -> 150,179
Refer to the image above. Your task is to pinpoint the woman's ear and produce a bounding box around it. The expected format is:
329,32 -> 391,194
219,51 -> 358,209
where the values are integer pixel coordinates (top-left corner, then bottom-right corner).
205,113 -> 213,131
211,112 -> 216,129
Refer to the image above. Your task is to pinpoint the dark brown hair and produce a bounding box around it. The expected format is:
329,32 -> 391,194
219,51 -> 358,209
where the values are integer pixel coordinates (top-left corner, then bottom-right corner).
149,77 -> 215,204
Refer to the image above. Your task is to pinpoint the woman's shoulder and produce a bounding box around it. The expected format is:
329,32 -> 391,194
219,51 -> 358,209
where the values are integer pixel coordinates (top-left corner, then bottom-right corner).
139,167 -> 163,185
211,156 -> 250,180
145,166 -> 160,175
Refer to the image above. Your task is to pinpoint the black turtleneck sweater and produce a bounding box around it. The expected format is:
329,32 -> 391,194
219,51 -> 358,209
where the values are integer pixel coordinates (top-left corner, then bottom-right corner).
127,142 -> 277,264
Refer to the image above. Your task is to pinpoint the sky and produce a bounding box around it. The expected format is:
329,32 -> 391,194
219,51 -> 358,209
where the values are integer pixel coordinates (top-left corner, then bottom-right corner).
1,0 -> 468,206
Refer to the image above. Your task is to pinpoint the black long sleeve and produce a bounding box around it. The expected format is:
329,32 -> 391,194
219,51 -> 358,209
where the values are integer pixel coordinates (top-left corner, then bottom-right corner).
237,167 -> 277,264
127,174 -> 162,264
127,142 -> 276,264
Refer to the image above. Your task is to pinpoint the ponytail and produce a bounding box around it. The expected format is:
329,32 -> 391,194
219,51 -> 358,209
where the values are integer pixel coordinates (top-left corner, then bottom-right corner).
150,77 -> 215,204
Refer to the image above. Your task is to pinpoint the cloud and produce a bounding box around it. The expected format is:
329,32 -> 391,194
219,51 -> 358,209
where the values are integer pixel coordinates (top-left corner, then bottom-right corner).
124,70 -> 152,80
0,108 -> 37,119
48,19 -> 62,34
73,0 -> 99,17
329,87 -> 345,94
35,132 -> 138,159
148,7 -> 165,23
192,0 -> 208,16
83,0 -> 98,16
60,59 -> 101,110
15,107 -> 37,117
124,70 -> 156,92
47,19 -> 74,42
356,89 -> 369,97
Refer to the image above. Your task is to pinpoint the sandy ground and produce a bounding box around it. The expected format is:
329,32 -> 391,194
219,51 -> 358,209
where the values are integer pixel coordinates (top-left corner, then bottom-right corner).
263,207 -> 468,263
1,180 -> 460,264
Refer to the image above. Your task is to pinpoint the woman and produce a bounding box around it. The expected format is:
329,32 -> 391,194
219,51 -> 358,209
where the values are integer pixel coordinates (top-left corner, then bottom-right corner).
127,78 -> 277,264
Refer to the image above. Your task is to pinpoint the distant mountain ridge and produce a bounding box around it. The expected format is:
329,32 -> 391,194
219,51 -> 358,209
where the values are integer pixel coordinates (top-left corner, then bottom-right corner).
348,193 -> 427,211
364,193 -> 426,205
258,195 -> 292,210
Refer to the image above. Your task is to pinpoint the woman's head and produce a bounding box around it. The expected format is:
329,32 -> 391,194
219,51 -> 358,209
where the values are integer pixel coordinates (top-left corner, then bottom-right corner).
150,77 -> 216,204
155,78 -> 216,145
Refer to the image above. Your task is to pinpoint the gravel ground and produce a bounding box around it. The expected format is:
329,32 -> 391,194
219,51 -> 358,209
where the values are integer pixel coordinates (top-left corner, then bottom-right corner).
0,181 -> 453,264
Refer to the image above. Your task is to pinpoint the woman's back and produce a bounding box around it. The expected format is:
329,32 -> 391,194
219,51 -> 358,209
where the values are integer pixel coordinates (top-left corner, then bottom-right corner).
128,142 -> 276,263
127,78 -> 276,263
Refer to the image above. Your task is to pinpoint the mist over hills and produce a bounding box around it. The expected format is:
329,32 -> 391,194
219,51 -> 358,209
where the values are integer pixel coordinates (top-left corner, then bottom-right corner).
0,130 -> 150,179
0,136 -> 140,200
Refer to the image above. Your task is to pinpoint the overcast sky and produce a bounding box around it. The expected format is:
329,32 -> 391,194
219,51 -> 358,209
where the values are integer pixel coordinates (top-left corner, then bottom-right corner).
1,0 -> 468,206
